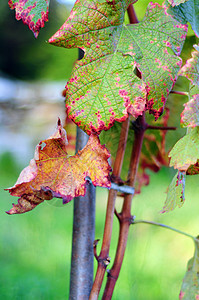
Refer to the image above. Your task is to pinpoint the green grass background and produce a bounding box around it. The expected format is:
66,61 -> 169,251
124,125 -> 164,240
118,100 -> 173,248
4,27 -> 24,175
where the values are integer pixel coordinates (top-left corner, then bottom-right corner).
1,152 -> 199,300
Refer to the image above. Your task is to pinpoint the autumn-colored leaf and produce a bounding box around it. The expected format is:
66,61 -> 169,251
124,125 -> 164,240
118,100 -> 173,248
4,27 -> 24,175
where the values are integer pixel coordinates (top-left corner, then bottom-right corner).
161,171 -> 185,213
49,0 -> 187,134
179,44 -> 199,86
167,1 -> 199,37
8,0 -> 49,37
181,94 -> 199,127
6,119 -> 111,214
169,127 -> 199,172
179,239 -> 199,300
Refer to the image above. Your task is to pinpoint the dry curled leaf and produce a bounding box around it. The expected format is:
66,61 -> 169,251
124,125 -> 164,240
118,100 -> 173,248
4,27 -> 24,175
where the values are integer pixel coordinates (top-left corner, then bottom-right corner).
6,119 -> 111,214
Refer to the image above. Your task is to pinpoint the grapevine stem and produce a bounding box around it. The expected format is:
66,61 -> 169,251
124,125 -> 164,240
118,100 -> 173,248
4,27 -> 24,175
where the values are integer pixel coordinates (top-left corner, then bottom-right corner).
146,125 -> 176,131
132,220 -> 197,241
102,4 -> 144,298
89,118 -> 130,300
170,90 -> 188,96
102,114 -> 145,299
127,3 -> 138,23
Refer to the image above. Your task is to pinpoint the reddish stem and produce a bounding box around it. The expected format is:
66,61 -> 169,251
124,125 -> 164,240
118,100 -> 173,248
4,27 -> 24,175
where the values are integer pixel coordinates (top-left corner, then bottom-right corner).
101,4 -> 144,298
170,90 -> 188,96
127,3 -> 138,23
146,125 -> 176,131
102,115 -> 145,299
89,118 -> 130,300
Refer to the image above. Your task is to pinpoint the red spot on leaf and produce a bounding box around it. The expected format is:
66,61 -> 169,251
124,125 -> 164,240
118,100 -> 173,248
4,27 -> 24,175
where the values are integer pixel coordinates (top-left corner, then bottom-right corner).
119,89 -> 128,96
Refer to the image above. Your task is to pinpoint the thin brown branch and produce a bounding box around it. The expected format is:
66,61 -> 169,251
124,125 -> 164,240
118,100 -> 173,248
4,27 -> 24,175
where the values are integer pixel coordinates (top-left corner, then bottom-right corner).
170,90 -> 188,96
93,239 -> 100,260
146,125 -> 177,131
102,115 -> 146,299
102,5 -> 144,298
89,118 -> 130,300
114,208 -> 121,222
132,220 -> 196,241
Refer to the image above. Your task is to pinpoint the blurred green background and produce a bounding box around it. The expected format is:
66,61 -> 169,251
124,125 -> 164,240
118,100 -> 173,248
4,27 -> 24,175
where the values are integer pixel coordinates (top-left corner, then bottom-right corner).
1,155 -> 199,300
1,0 -> 199,299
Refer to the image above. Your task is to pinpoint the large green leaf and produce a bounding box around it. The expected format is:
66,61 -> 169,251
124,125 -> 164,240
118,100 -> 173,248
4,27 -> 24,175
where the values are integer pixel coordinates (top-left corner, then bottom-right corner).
161,171 -> 185,213
167,0 -> 199,37
49,0 -> 187,134
8,0 -> 49,37
169,127 -> 199,171
179,239 -> 199,300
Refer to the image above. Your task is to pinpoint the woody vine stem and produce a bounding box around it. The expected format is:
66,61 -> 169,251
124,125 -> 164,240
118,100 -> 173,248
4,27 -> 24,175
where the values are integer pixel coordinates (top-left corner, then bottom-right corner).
90,3 -> 186,299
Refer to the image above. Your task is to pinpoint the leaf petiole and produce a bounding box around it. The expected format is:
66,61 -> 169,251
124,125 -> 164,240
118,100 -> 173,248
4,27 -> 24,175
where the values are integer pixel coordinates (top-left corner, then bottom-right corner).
170,90 -> 189,96
132,219 -> 197,242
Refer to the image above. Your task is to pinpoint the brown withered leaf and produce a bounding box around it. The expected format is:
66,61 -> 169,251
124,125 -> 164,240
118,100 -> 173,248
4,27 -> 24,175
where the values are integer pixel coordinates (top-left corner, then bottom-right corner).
6,119 -> 111,214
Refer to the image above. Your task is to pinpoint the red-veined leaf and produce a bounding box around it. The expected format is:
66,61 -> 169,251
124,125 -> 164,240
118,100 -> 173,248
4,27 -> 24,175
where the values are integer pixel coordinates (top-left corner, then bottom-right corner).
49,0 -> 187,134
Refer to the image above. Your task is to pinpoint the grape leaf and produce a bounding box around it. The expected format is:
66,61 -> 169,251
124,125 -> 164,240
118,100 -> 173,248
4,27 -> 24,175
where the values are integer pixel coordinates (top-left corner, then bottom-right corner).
6,119 -> 111,214
179,239 -> 199,300
49,1 -> 187,134
161,171 -> 185,213
167,0 -> 189,7
8,0 -> 49,37
179,44 -> 199,86
169,127 -> 199,171
167,0 -> 199,37
181,94 -> 199,127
